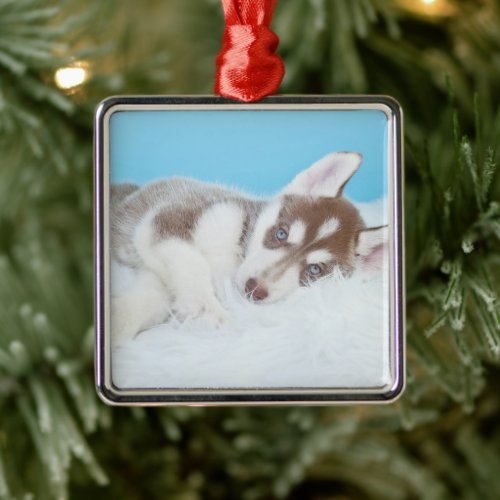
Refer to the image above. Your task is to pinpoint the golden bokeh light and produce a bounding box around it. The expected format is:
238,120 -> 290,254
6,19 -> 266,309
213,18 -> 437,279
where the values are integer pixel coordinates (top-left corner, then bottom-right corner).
54,64 -> 89,90
397,0 -> 455,18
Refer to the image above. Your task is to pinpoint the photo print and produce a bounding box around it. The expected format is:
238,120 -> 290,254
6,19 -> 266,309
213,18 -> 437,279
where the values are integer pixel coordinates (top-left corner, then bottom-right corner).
95,97 -> 404,404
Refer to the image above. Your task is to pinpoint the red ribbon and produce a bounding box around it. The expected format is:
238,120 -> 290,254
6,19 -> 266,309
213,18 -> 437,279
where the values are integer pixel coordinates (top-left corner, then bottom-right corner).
215,0 -> 285,102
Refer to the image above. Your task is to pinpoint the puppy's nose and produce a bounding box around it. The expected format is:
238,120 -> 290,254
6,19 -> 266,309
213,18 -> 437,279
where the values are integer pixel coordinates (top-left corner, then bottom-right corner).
244,278 -> 268,301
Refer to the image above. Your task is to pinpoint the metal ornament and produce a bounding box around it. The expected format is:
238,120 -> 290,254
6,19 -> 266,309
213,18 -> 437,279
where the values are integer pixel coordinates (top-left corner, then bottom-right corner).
95,95 -> 405,405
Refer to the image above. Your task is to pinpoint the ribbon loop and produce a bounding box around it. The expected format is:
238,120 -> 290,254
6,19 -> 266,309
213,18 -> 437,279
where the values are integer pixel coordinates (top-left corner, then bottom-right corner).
215,0 -> 285,102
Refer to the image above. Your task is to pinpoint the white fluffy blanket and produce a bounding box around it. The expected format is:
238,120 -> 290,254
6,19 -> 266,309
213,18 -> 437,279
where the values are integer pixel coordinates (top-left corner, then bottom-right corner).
111,198 -> 390,390
112,271 -> 389,391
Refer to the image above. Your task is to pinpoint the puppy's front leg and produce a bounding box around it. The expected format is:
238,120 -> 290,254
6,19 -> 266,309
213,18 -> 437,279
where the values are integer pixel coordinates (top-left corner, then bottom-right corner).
143,238 -> 229,328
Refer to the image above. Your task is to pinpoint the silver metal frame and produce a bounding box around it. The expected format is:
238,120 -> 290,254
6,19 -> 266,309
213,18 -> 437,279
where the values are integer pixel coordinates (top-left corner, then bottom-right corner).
94,95 -> 405,405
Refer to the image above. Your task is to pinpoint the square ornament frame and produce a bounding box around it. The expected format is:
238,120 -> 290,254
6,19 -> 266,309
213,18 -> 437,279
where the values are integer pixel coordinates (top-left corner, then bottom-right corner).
95,95 -> 405,406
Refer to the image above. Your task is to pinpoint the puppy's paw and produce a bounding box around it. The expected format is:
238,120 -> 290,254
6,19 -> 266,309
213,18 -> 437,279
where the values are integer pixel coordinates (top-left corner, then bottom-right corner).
199,302 -> 230,330
173,296 -> 229,329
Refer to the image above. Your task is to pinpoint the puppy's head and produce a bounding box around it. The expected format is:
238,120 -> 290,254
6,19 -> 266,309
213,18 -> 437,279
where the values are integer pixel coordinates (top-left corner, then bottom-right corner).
236,152 -> 388,303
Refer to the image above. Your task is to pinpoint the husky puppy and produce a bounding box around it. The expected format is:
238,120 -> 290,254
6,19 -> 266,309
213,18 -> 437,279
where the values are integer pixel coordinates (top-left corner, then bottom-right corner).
111,152 -> 387,340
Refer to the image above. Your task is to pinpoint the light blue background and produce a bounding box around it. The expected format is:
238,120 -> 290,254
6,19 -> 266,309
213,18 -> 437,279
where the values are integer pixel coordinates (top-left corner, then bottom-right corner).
110,109 -> 388,202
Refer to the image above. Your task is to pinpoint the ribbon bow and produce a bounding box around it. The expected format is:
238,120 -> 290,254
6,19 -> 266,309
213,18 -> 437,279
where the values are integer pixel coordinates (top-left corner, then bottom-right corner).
215,0 -> 285,102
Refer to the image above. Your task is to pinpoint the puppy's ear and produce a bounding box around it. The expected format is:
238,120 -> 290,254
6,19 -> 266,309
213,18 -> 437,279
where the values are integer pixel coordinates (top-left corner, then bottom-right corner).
355,225 -> 388,270
283,152 -> 362,198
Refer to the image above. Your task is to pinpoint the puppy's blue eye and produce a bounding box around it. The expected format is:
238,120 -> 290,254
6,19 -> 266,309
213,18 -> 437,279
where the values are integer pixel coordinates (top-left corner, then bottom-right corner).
307,264 -> 322,275
276,228 -> 288,241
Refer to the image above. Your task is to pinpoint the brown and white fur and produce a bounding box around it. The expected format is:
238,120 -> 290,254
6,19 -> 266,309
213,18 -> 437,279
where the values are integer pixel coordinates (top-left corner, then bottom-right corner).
111,152 -> 387,340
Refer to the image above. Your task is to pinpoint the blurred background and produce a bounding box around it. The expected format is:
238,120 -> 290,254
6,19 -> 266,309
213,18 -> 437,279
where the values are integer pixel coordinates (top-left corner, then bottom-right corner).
0,0 -> 499,498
